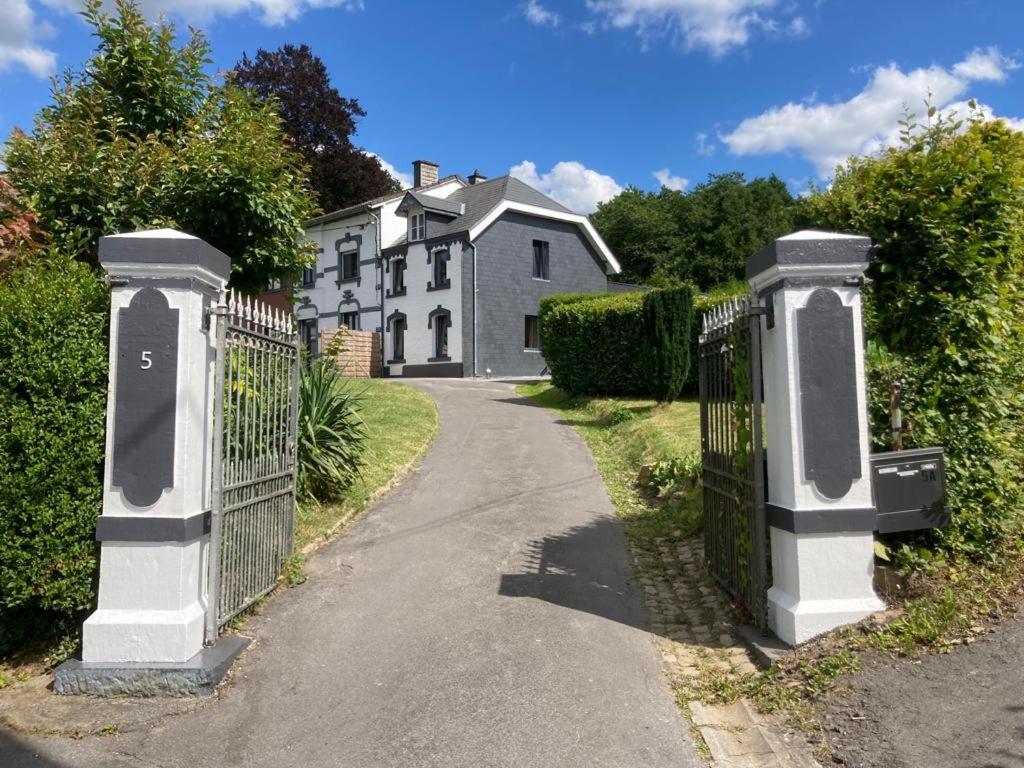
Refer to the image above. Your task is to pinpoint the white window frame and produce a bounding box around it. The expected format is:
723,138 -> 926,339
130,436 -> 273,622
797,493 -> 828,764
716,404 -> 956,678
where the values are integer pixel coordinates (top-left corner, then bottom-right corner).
409,212 -> 425,242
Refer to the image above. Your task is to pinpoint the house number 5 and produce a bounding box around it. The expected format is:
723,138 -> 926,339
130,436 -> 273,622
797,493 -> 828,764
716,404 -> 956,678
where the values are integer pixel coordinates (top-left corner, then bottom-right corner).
141,351 -> 152,370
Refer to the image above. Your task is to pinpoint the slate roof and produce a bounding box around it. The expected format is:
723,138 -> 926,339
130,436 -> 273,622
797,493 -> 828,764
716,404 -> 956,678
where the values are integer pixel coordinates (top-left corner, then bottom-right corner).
385,175 -> 572,249
305,174 -> 466,227
396,190 -> 464,217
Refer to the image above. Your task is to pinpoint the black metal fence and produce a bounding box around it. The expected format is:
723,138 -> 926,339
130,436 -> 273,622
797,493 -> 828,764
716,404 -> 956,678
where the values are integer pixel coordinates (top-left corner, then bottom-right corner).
206,291 -> 300,639
698,299 -> 769,629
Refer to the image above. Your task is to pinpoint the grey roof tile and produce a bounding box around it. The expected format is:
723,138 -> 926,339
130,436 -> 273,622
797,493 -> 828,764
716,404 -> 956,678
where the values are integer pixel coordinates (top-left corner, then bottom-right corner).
384,175 -> 573,249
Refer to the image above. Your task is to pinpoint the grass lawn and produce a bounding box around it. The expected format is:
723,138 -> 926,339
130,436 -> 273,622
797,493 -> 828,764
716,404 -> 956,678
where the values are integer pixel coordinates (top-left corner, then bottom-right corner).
295,379 -> 438,551
516,381 -> 701,540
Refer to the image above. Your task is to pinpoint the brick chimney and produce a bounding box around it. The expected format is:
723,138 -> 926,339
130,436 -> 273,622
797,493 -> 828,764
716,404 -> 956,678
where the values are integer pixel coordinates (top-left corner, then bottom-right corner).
469,169 -> 487,185
412,160 -> 439,188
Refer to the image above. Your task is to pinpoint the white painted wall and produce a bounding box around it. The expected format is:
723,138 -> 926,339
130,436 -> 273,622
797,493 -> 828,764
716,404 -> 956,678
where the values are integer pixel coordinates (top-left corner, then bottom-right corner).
385,241 -> 463,375
298,177 -> 468,339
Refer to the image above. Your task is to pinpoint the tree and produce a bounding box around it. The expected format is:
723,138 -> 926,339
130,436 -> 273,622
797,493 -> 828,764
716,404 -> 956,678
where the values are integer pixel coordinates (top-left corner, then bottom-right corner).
3,0 -> 317,292
232,44 -> 400,213
591,173 -> 801,290
804,109 -> 1024,558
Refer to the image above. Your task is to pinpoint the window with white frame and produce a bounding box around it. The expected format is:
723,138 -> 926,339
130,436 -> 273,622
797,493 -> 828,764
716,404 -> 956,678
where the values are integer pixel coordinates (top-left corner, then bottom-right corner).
409,212 -> 425,242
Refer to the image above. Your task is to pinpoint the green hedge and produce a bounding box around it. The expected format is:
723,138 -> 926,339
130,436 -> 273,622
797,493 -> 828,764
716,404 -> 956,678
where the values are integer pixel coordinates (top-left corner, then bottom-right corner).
540,291 -> 647,396
0,256 -> 109,654
540,287 -> 694,400
681,281 -> 750,396
642,287 -> 694,402
806,116 -> 1024,558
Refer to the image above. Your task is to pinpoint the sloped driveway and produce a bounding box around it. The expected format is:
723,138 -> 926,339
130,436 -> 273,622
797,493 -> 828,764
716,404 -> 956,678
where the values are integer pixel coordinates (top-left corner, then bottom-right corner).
6,379 -> 699,768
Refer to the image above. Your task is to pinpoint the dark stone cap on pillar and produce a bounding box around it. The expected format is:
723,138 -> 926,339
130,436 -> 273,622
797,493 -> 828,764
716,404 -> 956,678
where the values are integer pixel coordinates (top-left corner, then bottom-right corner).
747,230 -> 872,280
99,229 -> 231,282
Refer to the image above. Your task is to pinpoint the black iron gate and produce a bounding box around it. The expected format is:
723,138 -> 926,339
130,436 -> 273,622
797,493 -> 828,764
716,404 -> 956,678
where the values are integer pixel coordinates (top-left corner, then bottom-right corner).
698,298 -> 769,629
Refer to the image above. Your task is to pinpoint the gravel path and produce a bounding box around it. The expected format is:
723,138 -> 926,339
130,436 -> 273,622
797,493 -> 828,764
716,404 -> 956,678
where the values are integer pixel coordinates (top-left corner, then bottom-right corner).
821,610 -> 1024,768
3,379 -> 699,768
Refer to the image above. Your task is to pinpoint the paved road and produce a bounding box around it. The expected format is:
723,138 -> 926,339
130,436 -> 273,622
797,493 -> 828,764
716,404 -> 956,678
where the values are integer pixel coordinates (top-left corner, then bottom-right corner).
822,605 -> 1024,768
4,379 -> 699,768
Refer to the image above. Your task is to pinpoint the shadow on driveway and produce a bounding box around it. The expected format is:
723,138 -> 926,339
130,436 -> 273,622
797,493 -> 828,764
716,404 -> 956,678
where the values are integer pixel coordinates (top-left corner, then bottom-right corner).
499,515 -> 647,632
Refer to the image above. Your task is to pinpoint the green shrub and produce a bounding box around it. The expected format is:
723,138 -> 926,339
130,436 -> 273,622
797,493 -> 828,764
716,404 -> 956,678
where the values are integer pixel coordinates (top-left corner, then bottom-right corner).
681,281 -> 749,396
641,286 -> 693,402
0,255 -> 109,655
297,359 -> 367,501
540,291 -> 647,396
806,112 -> 1024,558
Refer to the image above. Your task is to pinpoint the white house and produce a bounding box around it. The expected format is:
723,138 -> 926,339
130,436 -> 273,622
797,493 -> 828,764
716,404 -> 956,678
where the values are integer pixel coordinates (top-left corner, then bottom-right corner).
289,160 -> 620,377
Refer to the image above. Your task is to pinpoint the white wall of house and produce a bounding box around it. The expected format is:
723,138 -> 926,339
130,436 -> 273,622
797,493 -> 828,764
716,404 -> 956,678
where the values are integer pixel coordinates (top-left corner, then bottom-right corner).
297,176 -> 467,344
385,240 -> 463,376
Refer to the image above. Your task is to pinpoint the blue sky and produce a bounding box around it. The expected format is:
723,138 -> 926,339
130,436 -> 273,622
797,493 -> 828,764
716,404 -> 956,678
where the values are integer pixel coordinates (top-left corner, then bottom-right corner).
2,0 -> 1023,212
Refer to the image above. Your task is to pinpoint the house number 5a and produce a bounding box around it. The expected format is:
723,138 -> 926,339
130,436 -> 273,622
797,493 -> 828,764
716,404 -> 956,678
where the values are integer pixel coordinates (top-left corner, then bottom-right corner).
141,351 -> 152,370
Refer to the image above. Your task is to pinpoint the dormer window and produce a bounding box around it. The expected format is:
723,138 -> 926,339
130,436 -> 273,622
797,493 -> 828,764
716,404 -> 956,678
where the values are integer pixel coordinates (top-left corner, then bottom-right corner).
409,212 -> 425,242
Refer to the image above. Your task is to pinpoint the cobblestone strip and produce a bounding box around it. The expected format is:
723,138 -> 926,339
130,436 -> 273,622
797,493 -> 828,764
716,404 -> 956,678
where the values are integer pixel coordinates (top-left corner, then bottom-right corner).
629,535 -> 759,691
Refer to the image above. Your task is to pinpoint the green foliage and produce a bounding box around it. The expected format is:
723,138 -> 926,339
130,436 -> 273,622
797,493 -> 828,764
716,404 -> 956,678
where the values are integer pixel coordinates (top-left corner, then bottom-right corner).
591,173 -> 802,289
3,0 -> 317,292
541,287 -> 695,400
641,286 -> 693,402
297,359 -> 367,501
641,451 -> 702,498
282,554 -> 308,587
681,281 -> 750,395
804,110 -> 1024,558
0,255 -> 109,655
540,291 -> 648,396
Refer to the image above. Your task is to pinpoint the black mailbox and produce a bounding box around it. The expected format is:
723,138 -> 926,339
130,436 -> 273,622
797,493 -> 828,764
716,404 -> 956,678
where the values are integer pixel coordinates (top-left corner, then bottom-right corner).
870,447 -> 948,534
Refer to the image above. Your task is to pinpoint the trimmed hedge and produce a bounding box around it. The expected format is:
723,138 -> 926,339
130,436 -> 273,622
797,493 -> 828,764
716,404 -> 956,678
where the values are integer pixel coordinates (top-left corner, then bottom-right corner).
642,287 -> 694,402
681,281 -> 750,396
540,286 -> 694,399
541,291 -> 647,396
0,256 -> 109,654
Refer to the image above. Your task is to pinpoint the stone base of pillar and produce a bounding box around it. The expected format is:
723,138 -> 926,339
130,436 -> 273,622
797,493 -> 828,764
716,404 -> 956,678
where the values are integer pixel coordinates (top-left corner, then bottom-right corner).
766,528 -> 885,646
83,603 -> 206,664
54,635 -> 249,697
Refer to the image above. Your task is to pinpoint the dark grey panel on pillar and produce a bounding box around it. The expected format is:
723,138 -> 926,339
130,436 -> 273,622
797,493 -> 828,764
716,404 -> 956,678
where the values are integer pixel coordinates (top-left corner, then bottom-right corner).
112,288 -> 179,507
797,288 -> 861,499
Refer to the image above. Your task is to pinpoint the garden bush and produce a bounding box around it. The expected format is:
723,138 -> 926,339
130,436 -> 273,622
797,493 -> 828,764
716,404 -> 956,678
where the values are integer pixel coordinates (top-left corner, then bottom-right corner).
297,358 -> 367,501
641,286 -> 693,402
805,111 -> 1024,559
540,286 -> 695,400
540,291 -> 647,396
0,256 -> 109,655
681,281 -> 749,396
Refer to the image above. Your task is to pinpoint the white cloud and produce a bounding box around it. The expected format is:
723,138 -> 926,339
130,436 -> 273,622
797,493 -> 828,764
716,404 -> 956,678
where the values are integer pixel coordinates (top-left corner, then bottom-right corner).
1,0 -> 57,77
510,160 -> 622,213
653,167 -> 689,191
41,0 -> 363,28
366,152 -> 412,190
523,0 -> 559,27
584,0 -> 800,57
952,46 -> 1019,83
721,48 -> 1024,177
695,131 -> 715,156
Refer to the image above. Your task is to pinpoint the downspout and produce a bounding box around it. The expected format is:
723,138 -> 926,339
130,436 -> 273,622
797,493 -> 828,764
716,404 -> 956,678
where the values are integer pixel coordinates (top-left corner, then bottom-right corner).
469,240 -> 478,377
368,210 -> 385,377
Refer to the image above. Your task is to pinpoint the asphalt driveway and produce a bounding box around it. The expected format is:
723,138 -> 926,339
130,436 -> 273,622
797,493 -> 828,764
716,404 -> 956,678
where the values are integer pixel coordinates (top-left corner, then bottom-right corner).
4,379 -> 699,768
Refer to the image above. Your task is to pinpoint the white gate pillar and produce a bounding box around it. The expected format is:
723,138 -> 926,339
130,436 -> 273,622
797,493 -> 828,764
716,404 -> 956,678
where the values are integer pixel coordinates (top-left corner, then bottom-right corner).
55,229 -> 248,696
749,231 -> 884,646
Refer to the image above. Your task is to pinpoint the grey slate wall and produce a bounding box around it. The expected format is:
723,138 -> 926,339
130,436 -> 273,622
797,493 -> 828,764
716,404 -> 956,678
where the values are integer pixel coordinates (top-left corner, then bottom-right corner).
474,212 -> 608,376
461,242 -> 475,375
